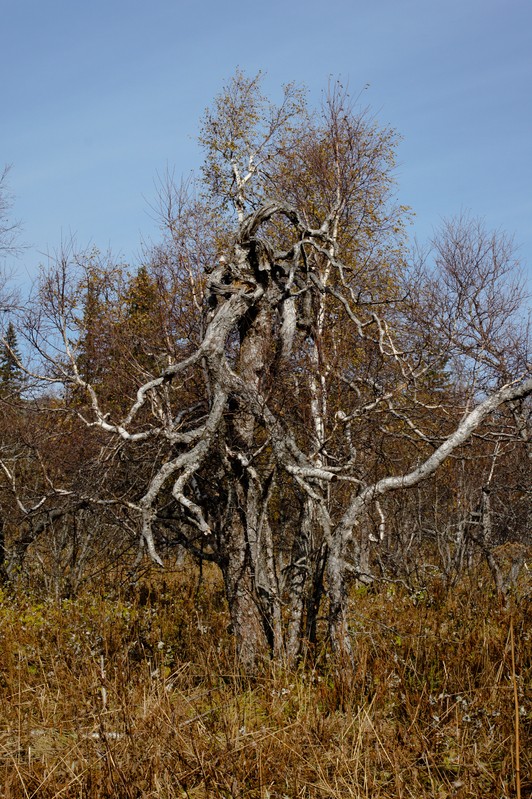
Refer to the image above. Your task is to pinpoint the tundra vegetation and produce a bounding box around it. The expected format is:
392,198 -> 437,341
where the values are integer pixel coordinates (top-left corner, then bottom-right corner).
0,72 -> 530,797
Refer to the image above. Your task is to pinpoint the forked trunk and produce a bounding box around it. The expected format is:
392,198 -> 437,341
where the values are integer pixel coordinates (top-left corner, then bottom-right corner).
224,291 -> 275,667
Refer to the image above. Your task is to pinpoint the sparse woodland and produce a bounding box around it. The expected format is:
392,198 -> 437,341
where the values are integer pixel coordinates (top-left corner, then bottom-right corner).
0,73 -> 530,797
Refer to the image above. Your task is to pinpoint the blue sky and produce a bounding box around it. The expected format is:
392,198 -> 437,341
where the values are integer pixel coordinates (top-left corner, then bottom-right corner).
2,0 -> 531,291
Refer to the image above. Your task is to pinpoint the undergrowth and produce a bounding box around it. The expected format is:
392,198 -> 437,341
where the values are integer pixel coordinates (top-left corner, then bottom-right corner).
0,565 -> 530,798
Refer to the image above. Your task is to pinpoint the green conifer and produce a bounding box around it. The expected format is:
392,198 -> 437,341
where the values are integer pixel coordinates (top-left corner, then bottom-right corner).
0,322 -> 23,397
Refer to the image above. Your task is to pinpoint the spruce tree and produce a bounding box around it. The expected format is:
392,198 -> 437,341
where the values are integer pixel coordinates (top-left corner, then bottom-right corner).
0,322 -> 23,397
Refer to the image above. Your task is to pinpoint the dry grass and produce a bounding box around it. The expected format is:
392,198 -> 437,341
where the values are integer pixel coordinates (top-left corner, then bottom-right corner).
0,565 -> 530,798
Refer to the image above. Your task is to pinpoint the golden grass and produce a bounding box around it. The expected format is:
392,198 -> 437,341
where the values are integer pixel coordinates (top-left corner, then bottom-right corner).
0,566 -> 530,798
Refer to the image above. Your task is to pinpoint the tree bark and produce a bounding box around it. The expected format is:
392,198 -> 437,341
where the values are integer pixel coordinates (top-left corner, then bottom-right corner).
223,503 -> 270,670
222,292 -> 274,667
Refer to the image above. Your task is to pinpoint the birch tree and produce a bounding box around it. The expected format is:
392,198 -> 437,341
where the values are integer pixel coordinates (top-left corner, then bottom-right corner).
10,73 -> 532,667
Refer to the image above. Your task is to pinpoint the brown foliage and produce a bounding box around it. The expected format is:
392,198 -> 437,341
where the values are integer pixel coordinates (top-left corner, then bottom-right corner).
0,563 -> 530,798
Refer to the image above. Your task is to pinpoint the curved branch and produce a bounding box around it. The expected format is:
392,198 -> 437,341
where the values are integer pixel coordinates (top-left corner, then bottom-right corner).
337,376 -> 532,541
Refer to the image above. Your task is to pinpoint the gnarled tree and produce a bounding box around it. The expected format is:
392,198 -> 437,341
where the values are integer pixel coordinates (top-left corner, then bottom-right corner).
8,73 -> 532,667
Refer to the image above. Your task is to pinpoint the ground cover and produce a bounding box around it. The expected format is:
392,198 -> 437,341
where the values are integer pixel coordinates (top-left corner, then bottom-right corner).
0,565 -> 530,798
